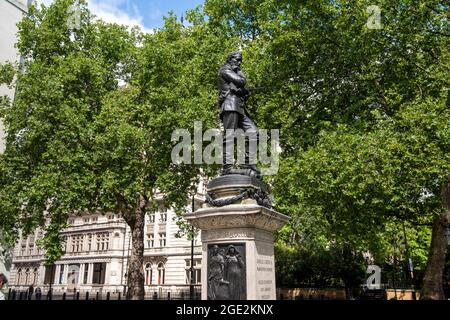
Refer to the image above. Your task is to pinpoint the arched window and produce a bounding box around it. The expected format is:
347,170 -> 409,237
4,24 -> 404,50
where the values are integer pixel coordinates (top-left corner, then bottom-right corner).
145,263 -> 152,285
25,268 -> 30,285
33,268 -> 38,285
157,262 -> 165,285
17,268 -> 22,285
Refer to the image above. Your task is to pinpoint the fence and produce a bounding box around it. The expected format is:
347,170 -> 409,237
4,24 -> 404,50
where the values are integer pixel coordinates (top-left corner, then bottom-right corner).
7,286 -> 201,301
277,287 -> 422,300
277,288 -> 347,300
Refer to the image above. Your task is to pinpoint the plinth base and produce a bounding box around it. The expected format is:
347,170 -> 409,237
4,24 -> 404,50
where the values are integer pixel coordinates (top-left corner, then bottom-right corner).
185,202 -> 289,300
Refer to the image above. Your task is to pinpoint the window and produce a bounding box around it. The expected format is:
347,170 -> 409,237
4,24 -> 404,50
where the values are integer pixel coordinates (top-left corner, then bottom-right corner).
159,213 -> 167,223
70,235 -> 84,252
147,234 -> 154,248
44,265 -> 54,285
87,234 -> 92,251
185,259 -> 202,284
96,232 -> 109,251
17,269 -> 22,285
145,263 -> 153,285
157,262 -> 165,285
62,236 -> 68,253
159,233 -> 166,247
83,217 -> 90,223
59,265 -> 65,284
28,244 -> 34,255
76,235 -> 83,252
91,216 -> 98,222
68,219 -> 75,225
83,263 -> 89,284
32,268 -> 38,285
20,245 -> 26,256
148,213 -> 155,223
25,269 -> 30,285
92,263 -> 106,284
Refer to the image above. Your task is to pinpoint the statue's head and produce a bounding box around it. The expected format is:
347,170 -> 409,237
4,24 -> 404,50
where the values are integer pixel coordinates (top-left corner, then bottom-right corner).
227,245 -> 238,255
227,51 -> 242,70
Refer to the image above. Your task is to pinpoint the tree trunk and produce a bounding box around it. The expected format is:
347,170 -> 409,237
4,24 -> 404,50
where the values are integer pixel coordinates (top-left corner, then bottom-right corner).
420,176 -> 450,300
125,195 -> 147,300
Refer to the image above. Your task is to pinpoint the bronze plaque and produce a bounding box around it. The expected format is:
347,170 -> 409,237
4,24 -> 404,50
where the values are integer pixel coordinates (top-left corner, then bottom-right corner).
207,243 -> 246,300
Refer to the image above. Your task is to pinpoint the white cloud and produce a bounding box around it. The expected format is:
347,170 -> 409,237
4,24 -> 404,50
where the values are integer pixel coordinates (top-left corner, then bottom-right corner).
88,0 -> 153,33
36,0 -> 152,33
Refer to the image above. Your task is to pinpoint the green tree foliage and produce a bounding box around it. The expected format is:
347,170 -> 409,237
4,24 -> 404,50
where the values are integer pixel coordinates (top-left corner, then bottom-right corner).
1,0 -> 448,299
0,0 -> 241,300
203,0 -> 449,297
275,242 -> 366,290
1,0 -> 137,259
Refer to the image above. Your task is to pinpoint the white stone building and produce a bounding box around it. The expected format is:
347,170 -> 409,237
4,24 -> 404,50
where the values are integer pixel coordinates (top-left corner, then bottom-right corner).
9,192 -> 204,297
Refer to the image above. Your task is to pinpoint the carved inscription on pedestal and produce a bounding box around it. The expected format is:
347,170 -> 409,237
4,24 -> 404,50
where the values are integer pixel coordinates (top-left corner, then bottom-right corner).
256,258 -> 274,299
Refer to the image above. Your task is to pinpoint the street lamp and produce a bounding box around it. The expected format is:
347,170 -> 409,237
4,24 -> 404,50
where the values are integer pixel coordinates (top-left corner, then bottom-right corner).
47,263 -> 55,300
190,194 -> 195,300
402,222 -> 416,300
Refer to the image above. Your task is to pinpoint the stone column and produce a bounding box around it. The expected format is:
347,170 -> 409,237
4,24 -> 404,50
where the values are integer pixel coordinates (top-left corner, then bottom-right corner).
54,265 -> 61,285
185,175 -> 289,300
88,263 -> 94,284
63,264 -> 69,285
78,263 -> 85,285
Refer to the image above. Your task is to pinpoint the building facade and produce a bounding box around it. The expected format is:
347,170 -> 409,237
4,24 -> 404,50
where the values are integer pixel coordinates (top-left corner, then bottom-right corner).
9,193 -> 204,297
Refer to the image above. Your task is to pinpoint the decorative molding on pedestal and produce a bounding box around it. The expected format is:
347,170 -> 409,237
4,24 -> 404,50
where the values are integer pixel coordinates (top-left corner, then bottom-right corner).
202,228 -> 274,243
185,204 -> 288,233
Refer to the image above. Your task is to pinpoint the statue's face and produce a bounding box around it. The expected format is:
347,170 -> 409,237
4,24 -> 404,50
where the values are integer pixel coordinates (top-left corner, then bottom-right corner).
229,56 -> 242,70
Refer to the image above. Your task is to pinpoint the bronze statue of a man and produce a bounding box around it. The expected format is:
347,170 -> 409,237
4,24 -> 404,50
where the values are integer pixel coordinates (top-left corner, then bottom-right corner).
218,52 -> 260,177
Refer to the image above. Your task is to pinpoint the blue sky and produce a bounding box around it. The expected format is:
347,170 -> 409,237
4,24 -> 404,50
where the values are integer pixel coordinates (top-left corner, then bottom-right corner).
39,0 -> 205,32
121,0 -> 205,28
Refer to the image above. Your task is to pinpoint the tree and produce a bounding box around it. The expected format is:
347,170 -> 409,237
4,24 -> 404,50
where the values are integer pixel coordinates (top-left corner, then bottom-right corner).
286,97 -> 448,297
202,0 -> 449,298
2,0 -> 448,300
0,1 -> 238,299
0,0 -> 137,259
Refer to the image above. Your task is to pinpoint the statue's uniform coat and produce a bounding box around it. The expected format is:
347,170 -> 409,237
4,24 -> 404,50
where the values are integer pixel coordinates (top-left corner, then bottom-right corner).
218,64 -> 247,117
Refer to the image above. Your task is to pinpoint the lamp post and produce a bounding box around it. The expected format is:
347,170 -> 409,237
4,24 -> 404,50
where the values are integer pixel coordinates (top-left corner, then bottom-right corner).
122,226 -> 131,299
190,194 -> 195,300
402,222 -> 416,300
48,263 -> 55,300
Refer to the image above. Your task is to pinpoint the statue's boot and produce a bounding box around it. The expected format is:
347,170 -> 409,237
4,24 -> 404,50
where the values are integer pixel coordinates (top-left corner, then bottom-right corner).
221,165 -> 233,175
240,164 -> 261,174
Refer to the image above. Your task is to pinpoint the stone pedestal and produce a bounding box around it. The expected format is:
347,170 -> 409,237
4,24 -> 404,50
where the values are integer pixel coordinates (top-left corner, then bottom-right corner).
185,175 -> 289,300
